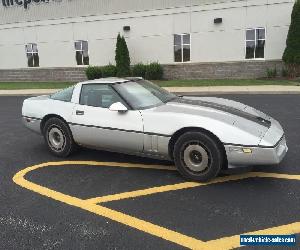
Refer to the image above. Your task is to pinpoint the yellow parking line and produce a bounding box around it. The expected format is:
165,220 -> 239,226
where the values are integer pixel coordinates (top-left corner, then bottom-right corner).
86,171 -> 300,204
13,161 -> 206,250
86,173 -> 257,204
86,182 -> 201,203
12,161 -> 300,250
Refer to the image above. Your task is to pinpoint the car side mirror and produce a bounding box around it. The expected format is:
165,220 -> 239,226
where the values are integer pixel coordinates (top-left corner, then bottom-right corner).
109,102 -> 128,112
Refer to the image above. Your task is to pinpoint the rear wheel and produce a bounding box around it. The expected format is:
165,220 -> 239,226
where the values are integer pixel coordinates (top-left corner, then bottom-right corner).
173,131 -> 224,182
43,118 -> 75,157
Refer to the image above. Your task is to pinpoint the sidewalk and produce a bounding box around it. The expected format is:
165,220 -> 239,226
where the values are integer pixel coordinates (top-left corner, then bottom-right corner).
0,85 -> 300,96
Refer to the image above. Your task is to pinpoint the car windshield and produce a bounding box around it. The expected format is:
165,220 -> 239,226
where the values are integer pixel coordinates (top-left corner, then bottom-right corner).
114,80 -> 177,110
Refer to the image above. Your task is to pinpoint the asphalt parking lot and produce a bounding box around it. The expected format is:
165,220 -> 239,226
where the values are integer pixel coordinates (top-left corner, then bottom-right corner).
0,94 -> 300,250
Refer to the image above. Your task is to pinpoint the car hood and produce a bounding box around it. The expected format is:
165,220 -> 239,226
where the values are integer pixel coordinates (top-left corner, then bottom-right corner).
156,96 -> 272,139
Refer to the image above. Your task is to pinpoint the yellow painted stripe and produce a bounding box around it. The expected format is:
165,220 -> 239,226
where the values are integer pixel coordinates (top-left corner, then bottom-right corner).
86,182 -> 202,203
87,172 -> 260,204
205,222 -> 300,250
12,161 -> 300,250
13,161 -> 207,250
252,172 -> 300,180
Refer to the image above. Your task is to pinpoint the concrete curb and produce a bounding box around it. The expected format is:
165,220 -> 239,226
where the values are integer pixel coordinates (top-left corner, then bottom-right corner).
0,85 -> 300,96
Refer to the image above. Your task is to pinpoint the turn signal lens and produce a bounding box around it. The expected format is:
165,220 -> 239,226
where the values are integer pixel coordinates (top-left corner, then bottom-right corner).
242,148 -> 252,154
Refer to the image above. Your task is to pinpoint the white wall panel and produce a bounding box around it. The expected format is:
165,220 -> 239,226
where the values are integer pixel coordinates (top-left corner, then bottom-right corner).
191,7 -> 246,33
72,22 -> 89,41
245,5 -> 268,28
173,12 -> 191,34
36,24 -> 73,43
0,44 -> 26,68
0,0 -> 242,25
23,26 -> 37,44
0,0 -> 295,69
38,41 -> 75,67
266,2 -> 293,27
266,26 -> 289,60
191,30 -> 244,62
0,28 -> 23,44
128,35 -> 173,64
89,39 -> 116,66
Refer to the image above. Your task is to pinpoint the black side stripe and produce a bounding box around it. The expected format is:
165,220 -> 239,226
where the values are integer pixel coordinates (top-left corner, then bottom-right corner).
172,98 -> 271,128
68,122 -> 170,137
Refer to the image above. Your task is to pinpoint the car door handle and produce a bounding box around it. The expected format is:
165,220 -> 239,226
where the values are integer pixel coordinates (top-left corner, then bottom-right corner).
76,110 -> 84,115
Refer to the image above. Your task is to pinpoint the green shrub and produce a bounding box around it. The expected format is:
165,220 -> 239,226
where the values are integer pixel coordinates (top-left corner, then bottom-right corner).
282,0 -> 300,77
101,64 -> 117,77
145,62 -> 164,80
115,34 -> 131,77
85,66 -> 102,80
266,67 -> 277,78
281,67 -> 288,77
132,63 -> 147,78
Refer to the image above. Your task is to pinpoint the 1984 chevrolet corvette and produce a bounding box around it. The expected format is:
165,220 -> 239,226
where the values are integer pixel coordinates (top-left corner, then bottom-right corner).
22,78 -> 288,181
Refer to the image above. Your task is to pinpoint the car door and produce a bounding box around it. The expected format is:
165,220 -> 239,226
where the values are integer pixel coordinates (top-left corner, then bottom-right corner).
70,84 -> 144,153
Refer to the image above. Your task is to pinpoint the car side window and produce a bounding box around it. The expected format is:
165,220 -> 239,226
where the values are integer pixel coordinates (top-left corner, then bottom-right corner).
51,86 -> 75,102
79,84 -> 124,108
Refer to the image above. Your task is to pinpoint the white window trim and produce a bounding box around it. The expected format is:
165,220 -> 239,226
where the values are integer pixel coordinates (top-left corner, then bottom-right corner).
75,40 -> 89,66
25,43 -> 39,67
174,33 -> 191,63
245,27 -> 266,60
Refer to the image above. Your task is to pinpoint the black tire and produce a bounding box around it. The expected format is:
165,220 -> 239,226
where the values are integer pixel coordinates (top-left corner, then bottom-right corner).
173,131 -> 224,182
43,117 -> 76,157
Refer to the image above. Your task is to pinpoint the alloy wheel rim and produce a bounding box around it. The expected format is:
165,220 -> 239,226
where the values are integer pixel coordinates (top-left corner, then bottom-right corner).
48,127 -> 66,152
182,143 -> 209,172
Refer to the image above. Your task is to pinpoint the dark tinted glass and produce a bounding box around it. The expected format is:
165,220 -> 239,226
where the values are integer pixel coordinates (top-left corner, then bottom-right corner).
255,40 -> 265,58
33,53 -> 39,67
174,34 -> 181,46
246,41 -> 255,59
174,45 -> 182,62
182,34 -> 190,44
25,44 -> 31,53
27,53 -> 33,67
82,41 -> 88,51
246,29 -> 255,40
32,43 -> 38,52
75,41 -> 81,50
182,45 -> 190,62
76,51 -> 83,65
256,29 -> 265,40
80,84 -> 123,108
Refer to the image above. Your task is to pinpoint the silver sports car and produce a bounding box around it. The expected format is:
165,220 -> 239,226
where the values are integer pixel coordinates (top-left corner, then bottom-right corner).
22,78 -> 288,181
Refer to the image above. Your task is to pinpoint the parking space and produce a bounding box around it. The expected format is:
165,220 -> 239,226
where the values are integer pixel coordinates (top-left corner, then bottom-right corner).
13,161 -> 300,250
1,95 -> 300,249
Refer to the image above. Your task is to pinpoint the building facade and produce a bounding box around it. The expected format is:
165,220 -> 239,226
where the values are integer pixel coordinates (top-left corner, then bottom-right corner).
0,0 -> 295,81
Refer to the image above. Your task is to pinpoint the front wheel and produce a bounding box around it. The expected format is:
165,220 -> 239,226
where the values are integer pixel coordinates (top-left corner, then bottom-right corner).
43,117 -> 75,157
173,131 -> 224,182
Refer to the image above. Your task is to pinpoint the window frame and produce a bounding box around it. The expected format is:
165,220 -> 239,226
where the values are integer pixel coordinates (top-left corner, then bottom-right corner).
245,27 -> 266,60
25,43 -> 39,67
174,33 -> 191,63
74,40 -> 89,66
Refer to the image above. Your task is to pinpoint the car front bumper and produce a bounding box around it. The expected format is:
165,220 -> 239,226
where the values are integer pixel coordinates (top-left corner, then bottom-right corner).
22,116 -> 42,134
225,136 -> 288,168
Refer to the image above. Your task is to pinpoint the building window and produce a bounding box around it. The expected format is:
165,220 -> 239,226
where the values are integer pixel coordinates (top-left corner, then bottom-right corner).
25,43 -> 39,67
75,40 -> 89,65
245,28 -> 265,59
174,34 -> 190,62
